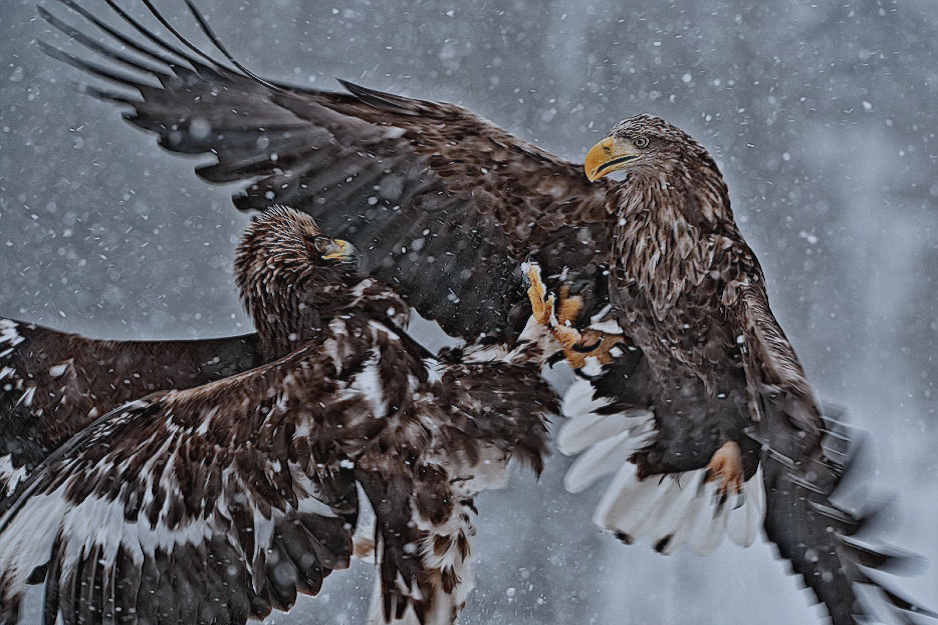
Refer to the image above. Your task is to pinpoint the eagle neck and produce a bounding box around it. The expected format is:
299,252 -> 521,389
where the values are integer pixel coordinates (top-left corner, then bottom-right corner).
613,168 -> 714,319
246,266 -> 359,361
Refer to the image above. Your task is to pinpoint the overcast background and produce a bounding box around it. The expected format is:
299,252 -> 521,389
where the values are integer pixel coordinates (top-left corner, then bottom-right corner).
1,0 -> 936,623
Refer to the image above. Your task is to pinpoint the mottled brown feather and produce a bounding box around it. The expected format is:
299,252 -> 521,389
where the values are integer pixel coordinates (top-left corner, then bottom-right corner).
0,320 -> 261,502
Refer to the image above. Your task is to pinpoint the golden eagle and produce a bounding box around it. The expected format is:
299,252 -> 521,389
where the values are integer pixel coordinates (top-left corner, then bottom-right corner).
35,2 -> 934,624
0,206 -> 557,625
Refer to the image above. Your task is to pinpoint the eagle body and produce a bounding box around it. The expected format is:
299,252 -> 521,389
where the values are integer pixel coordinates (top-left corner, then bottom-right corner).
0,207 -> 555,625
604,164 -> 760,477
34,3 -> 935,624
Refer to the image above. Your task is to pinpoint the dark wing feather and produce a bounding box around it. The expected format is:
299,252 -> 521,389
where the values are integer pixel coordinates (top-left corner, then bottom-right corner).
737,283 -> 936,625
0,318 -> 261,502
39,0 -> 614,340
0,344 -> 358,625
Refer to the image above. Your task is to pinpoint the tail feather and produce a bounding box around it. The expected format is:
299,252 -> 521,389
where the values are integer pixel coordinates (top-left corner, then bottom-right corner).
563,430 -> 640,494
561,378 -> 765,555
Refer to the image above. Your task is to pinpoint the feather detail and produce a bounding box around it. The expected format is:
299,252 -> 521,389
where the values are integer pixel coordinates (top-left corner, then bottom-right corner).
560,377 -> 765,555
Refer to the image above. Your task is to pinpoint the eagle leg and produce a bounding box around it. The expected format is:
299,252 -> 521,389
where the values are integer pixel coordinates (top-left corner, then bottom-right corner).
704,440 -> 745,497
524,262 -> 555,326
353,535 -> 376,560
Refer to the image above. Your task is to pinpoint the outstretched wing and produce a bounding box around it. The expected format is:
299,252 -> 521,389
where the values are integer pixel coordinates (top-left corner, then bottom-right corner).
0,344 -> 359,625
555,248 -> 935,624
737,282 -> 934,625
0,317 -> 261,501
40,0 -> 613,341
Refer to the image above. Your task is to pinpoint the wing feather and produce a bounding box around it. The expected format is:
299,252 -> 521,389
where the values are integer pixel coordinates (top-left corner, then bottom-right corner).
736,281 -> 935,624
0,345 -> 358,625
0,318 -> 261,503
40,0 -> 615,340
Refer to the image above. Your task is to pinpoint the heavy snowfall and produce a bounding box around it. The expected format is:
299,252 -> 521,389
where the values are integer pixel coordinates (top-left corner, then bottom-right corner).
0,0 -> 935,623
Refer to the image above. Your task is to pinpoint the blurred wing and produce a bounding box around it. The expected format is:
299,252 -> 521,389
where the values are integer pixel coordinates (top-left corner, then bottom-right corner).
0,318 -> 260,501
0,345 -> 359,625
40,0 -> 613,340
738,282 -> 936,625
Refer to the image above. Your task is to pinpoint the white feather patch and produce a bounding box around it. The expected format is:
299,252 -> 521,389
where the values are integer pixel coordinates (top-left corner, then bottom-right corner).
0,320 -> 24,347
0,455 -> 27,498
559,378 -> 766,555
591,464 -> 766,555
563,430 -> 639,493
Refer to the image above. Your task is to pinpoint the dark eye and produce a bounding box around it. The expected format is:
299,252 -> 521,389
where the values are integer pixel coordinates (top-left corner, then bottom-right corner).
633,136 -> 649,148
310,237 -> 332,254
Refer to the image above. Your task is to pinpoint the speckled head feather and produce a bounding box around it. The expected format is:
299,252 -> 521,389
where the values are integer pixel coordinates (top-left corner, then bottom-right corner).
602,114 -> 732,227
234,205 -> 385,359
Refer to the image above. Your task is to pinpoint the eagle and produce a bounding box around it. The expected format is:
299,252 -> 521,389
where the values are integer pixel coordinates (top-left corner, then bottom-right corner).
36,2 -> 934,624
0,206 -> 558,625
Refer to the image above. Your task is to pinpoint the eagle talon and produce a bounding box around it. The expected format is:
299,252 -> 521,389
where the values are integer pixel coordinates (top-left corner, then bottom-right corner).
522,263 -> 624,370
524,262 -> 555,326
704,440 -> 745,497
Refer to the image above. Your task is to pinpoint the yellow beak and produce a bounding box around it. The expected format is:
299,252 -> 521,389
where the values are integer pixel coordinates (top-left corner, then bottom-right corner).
583,136 -> 640,182
320,239 -> 359,263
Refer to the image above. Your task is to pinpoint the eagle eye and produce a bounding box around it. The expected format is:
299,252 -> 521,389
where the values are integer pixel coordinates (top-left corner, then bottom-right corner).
633,136 -> 649,149
308,236 -> 333,255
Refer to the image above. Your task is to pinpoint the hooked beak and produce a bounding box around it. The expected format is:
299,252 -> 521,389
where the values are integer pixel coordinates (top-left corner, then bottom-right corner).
320,239 -> 360,265
584,136 -> 641,182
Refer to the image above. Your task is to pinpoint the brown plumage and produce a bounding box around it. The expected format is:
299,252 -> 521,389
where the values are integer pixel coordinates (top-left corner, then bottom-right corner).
0,319 -> 261,502
0,206 -> 556,625
36,3 -> 934,624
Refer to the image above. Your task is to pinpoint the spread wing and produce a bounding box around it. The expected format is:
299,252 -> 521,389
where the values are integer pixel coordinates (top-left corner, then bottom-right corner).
736,281 -> 932,625
0,317 -> 261,502
557,243 -> 935,624
40,0 -> 614,341
0,344 -> 359,625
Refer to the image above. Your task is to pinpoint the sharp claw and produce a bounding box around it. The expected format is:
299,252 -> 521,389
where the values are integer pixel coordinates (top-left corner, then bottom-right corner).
521,261 -> 624,370
705,440 -> 745,497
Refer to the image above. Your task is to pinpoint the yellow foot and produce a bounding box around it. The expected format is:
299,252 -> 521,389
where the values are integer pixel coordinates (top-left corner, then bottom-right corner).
353,535 -> 376,560
525,262 -> 555,326
522,262 -> 624,369
705,440 -> 745,496
563,330 -> 624,369
556,285 -> 584,326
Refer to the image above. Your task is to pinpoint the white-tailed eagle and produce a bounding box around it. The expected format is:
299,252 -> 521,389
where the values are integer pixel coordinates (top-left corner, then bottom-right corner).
34,2 -> 936,624
0,207 -> 558,625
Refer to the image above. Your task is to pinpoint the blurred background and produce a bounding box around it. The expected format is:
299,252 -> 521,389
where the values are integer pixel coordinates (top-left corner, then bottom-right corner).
1,0 -> 936,622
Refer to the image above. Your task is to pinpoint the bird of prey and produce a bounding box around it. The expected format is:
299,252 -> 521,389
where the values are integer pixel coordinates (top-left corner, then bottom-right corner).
0,206 -> 558,625
0,319 -> 261,502
36,2 -> 934,623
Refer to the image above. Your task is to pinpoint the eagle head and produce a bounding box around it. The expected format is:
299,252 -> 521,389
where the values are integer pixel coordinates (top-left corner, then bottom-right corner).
234,206 -> 361,352
237,205 -> 358,272
584,114 -> 731,226
584,114 -> 717,182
